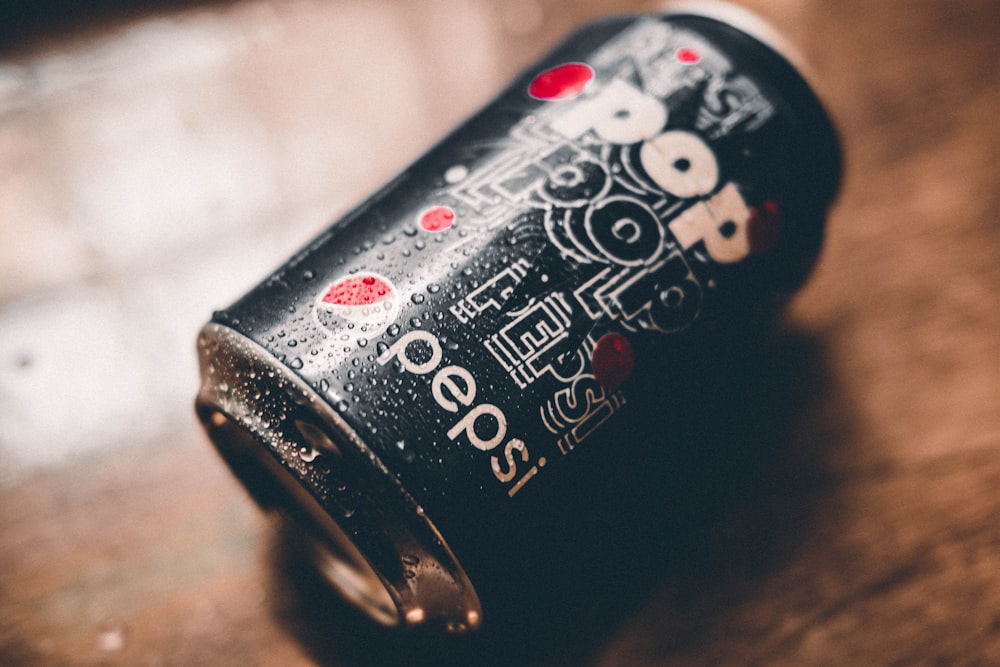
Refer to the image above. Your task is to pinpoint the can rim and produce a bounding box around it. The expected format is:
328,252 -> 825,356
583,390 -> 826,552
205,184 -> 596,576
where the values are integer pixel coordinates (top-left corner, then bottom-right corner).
196,323 -> 483,632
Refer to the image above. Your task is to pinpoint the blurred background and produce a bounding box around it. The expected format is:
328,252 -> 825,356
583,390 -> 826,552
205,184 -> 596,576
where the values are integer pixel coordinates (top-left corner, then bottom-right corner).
1,1 -> 998,665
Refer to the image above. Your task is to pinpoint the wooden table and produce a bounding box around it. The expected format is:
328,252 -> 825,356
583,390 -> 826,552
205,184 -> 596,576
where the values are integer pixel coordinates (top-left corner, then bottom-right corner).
1,1 -> 998,664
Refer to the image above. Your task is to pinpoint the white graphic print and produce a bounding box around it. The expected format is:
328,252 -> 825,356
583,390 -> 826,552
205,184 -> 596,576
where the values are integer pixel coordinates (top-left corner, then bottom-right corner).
449,258 -> 531,324
538,336 -> 628,456
483,292 -> 576,389
435,20 -> 776,393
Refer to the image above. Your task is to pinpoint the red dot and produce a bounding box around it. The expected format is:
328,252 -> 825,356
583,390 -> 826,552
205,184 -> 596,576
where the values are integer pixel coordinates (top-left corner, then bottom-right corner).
676,47 -> 700,64
528,63 -> 594,100
322,274 -> 393,306
419,206 -> 455,232
591,333 -> 635,391
747,200 -> 783,254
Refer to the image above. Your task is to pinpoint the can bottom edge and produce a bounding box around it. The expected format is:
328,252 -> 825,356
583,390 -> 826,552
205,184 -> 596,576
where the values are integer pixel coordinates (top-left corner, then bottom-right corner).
194,322 -> 483,632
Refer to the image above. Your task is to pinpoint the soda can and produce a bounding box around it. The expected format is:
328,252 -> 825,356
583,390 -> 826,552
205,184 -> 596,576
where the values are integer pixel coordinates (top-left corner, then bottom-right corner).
196,3 -> 841,633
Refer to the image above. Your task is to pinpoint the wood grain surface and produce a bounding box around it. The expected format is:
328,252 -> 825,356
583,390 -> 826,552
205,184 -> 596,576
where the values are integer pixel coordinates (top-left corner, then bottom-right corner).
1,1 -> 998,665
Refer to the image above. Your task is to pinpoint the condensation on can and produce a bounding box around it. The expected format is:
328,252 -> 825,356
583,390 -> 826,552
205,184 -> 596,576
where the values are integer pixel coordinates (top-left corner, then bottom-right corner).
196,3 -> 841,632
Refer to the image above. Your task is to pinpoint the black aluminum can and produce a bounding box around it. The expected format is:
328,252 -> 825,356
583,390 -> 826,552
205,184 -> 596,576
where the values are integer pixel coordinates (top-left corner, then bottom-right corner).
196,4 -> 841,633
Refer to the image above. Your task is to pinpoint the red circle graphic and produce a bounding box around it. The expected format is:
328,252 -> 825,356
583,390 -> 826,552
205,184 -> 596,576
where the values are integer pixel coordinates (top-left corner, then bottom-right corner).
528,63 -> 594,100
676,47 -> 701,64
747,200 -> 783,254
591,333 -> 635,391
419,206 -> 455,232
321,275 -> 393,307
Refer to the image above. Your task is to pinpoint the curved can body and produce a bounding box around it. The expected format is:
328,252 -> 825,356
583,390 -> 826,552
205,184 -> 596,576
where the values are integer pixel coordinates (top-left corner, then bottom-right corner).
196,6 -> 841,632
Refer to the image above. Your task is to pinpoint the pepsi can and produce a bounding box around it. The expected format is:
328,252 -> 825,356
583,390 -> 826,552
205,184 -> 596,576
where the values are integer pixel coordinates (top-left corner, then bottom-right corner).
196,4 -> 841,633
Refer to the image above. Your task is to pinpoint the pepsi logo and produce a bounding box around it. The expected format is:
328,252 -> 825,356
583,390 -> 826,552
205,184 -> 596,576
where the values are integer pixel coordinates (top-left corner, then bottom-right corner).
528,62 -> 594,100
315,272 -> 399,338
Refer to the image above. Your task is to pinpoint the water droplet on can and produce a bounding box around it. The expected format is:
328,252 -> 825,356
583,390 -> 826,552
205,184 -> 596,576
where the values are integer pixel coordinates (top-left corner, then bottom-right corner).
444,165 -> 468,183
